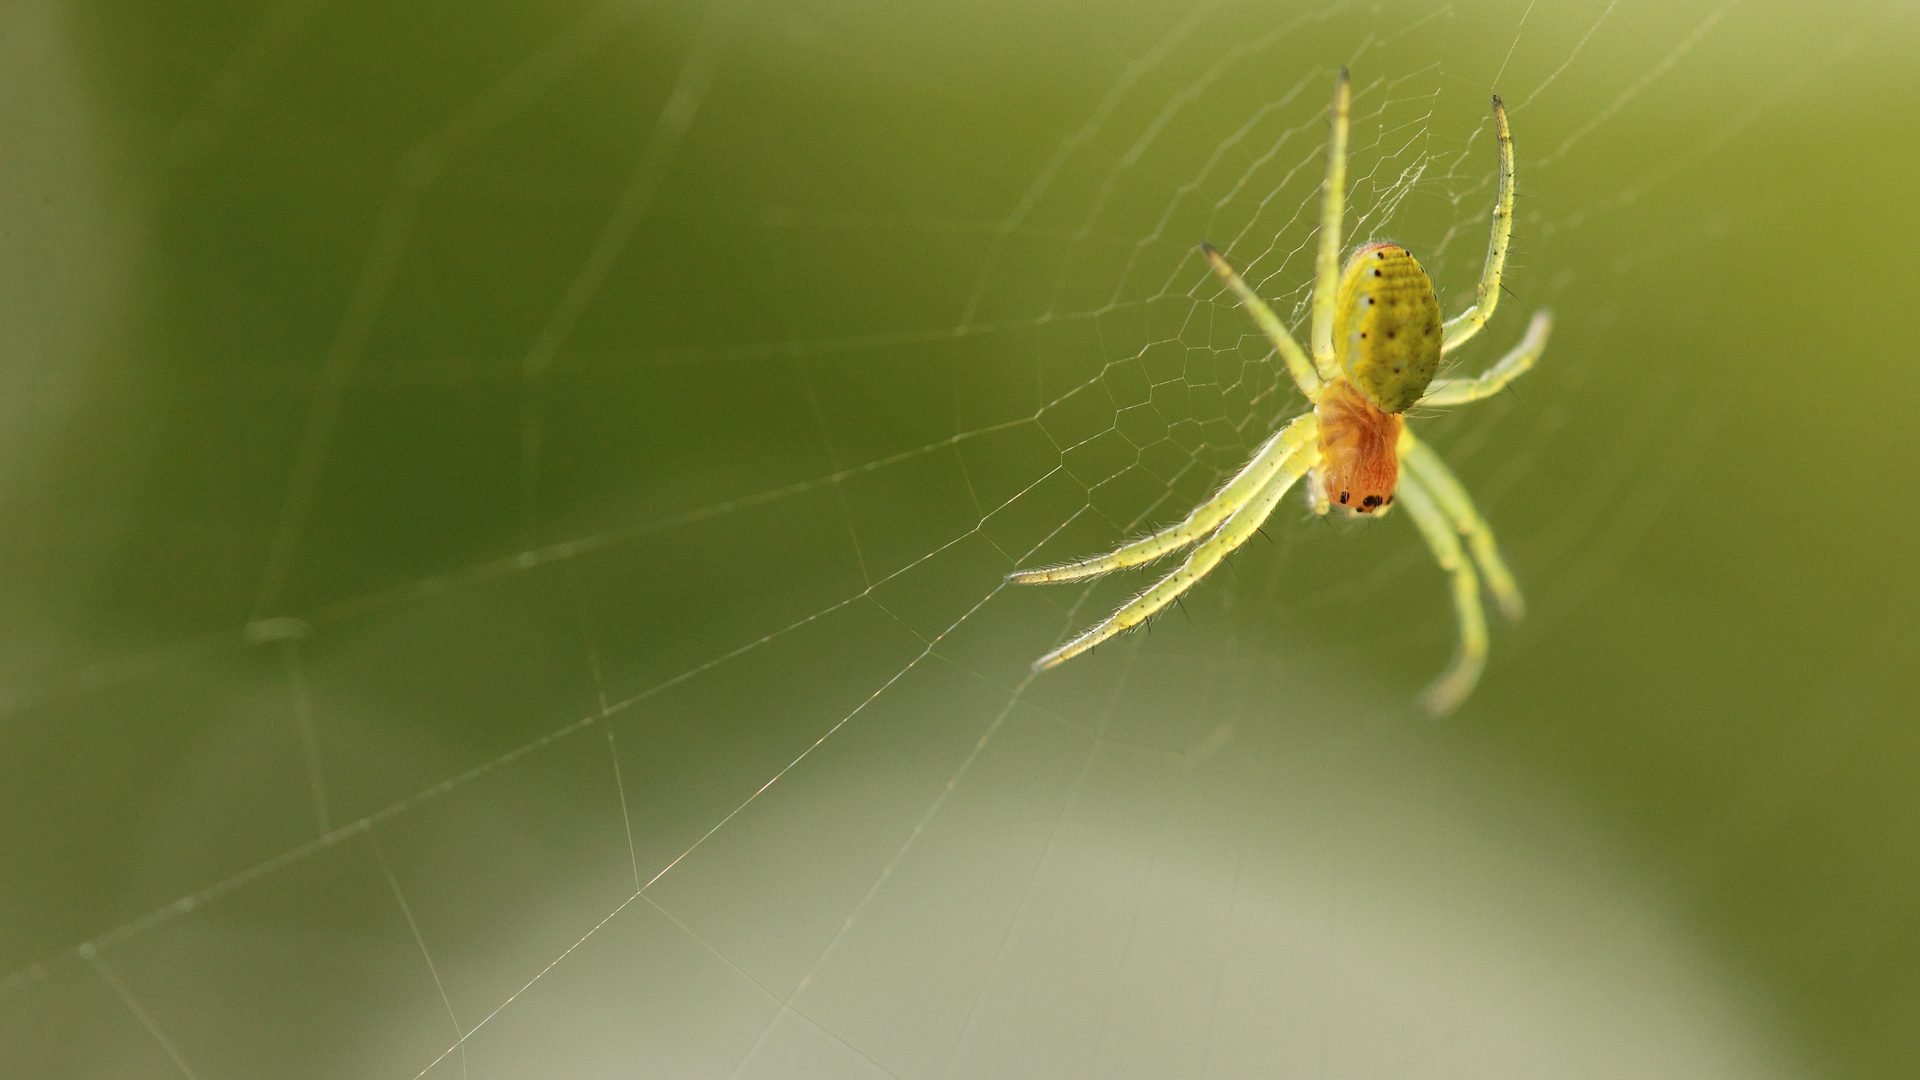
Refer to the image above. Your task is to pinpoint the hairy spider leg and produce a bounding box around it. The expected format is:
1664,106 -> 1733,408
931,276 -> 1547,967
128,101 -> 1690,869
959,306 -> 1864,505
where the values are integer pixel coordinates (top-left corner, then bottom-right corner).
1393,467 -> 1488,716
1399,432 -> 1523,620
1032,444 -> 1318,670
1309,68 -> 1352,380
1202,244 -> 1322,400
1423,310 -> 1552,406
1008,413 -> 1318,584
1440,95 -> 1516,354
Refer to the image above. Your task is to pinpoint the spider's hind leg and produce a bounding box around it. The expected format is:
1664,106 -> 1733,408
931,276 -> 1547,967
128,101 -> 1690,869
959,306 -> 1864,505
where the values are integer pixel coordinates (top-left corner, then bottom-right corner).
1309,67 -> 1352,379
1440,94 -> 1516,354
1201,246 -> 1323,401
1422,310 -> 1552,407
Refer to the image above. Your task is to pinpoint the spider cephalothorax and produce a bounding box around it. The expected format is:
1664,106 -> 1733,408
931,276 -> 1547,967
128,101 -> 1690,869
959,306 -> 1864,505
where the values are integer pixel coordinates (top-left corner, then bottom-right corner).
1314,378 -> 1402,514
1010,69 -> 1555,715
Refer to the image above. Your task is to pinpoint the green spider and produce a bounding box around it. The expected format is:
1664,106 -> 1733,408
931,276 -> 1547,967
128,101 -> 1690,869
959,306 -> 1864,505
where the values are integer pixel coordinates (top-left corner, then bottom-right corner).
1011,69 -> 1554,715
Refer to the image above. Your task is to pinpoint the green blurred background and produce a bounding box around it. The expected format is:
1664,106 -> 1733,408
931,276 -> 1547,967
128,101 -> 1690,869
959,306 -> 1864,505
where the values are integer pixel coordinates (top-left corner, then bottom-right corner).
3,0 -> 1917,1076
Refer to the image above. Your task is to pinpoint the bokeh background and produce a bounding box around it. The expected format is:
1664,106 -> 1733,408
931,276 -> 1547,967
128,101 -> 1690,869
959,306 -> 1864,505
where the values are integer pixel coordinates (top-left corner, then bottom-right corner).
4,0 -> 1918,1077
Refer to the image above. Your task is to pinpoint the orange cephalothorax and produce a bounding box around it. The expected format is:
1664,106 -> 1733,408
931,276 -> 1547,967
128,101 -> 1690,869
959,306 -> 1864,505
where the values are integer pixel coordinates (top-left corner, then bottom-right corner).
1332,242 -> 1443,414
1315,377 -> 1403,514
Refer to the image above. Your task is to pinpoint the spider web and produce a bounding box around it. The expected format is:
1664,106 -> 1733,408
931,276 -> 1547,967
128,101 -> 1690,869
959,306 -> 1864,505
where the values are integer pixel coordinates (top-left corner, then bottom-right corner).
2,0 -> 1900,1076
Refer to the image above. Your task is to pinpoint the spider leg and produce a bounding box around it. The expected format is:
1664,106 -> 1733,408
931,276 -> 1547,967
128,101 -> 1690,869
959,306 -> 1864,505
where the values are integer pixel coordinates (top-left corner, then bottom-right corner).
1399,432 -> 1523,620
1395,467 -> 1489,717
1309,68 -> 1352,379
1009,413 -> 1317,584
1423,310 -> 1551,407
1032,445 -> 1317,670
1440,95 -> 1515,354
1202,245 -> 1322,400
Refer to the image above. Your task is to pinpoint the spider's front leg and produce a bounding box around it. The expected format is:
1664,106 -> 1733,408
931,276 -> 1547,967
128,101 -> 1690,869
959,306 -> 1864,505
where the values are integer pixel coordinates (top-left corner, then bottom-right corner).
1031,439 -> 1318,670
1009,413 -> 1317,584
1400,431 -> 1522,619
1393,428 -> 1526,715
1393,467 -> 1488,716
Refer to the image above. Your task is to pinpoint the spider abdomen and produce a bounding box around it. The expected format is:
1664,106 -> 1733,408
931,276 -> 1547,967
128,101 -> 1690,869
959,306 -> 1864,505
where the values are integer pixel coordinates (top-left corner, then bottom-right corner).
1315,377 -> 1403,514
1333,242 -> 1443,414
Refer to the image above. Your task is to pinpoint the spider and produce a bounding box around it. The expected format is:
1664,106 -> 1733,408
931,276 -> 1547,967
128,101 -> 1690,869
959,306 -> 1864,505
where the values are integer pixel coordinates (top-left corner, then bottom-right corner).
1009,68 -> 1554,715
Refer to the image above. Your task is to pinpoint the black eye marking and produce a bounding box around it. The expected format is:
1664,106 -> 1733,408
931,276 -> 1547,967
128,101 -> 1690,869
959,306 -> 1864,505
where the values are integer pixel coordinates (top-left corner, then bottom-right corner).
1372,268 -> 1383,277
1362,495 -> 1382,508
1385,494 -> 1394,505
1376,250 -> 1386,258
1339,491 -> 1350,504
1367,297 -> 1375,305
